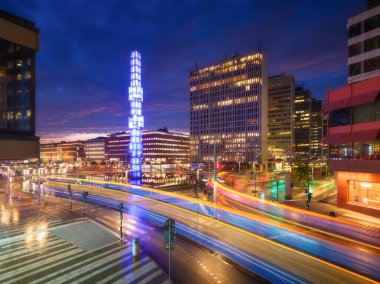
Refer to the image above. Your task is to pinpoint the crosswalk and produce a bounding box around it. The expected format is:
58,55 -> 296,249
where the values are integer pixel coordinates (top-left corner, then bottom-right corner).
0,202 -> 169,284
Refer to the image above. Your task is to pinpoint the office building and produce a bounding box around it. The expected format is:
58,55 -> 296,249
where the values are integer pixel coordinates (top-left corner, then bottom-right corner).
268,75 -> 295,159
348,0 -> 380,83
310,98 -> 327,159
84,137 -> 105,162
190,52 -> 268,165
294,87 -> 311,159
323,75 -> 380,217
0,10 -> 40,160
105,129 -> 190,169
40,141 -> 85,163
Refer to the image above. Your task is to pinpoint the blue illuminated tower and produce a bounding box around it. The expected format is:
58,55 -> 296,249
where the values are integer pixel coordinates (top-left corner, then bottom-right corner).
128,51 -> 144,184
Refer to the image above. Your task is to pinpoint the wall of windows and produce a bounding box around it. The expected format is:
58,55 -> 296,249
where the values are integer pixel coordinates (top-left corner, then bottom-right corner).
0,38 -> 35,135
329,98 -> 380,127
329,141 -> 380,160
353,99 -> 380,123
348,180 -> 380,210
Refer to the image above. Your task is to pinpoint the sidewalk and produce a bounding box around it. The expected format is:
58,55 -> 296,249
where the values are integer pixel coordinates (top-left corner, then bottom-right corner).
284,199 -> 380,228
0,187 -> 169,284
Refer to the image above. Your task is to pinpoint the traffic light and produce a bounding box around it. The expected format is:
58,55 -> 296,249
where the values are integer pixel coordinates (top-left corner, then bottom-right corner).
164,218 -> 176,251
307,192 -> 313,202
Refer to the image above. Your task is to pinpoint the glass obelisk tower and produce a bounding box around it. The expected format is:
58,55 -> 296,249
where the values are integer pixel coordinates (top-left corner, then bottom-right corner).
128,51 -> 144,184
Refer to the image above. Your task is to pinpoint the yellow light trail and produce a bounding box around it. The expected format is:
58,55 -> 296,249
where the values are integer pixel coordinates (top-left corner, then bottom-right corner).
47,177 -> 378,283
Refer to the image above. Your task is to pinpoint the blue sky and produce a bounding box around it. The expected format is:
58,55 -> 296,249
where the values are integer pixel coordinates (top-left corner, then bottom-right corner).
0,0 -> 364,141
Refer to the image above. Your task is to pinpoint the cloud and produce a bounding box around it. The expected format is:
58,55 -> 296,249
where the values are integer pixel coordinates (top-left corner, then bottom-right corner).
0,0 -> 365,140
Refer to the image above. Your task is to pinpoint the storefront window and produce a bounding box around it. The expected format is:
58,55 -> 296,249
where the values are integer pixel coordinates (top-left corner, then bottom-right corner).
348,180 -> 380,210
329,144 -> 352,159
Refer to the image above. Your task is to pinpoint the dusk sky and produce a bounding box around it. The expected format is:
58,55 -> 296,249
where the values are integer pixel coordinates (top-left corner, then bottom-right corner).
0,0 -> 364,142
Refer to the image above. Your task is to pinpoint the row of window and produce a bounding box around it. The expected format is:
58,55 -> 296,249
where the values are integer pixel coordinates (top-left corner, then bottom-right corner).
348,35 -> 380,57
330,99 -> 380,127
349,56 -> 380,76
349,14 -> 380,38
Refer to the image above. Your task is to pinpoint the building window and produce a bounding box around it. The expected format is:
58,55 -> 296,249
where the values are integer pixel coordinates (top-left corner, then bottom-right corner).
349,62 -> 361,76
353,99 -> 380,123
348,42 -> 361,57
348,180 -> 380,210
364,56 -> 380,73
329,108 -> 351,127
364,35 -> 380,52
364,14 -> 380,33
348,22 -> 361,38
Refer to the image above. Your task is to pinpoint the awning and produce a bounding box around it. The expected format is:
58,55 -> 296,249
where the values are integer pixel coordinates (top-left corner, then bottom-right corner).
322,98 -> 350,112
346,129 -> 380,143
322,132 -> 350,144
346,91 -> 379,108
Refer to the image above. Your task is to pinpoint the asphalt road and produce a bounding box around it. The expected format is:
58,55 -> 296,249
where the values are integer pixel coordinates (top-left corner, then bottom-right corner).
39,179 -> 379,283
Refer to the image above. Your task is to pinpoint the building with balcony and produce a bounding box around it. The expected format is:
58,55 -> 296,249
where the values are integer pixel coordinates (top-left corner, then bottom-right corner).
268,75 -> 295,159
323,75 -> 380,217
0,10 -> 40,160
190,52 -> 268,165
84,137 -> 105,162
348,0 -> 380,83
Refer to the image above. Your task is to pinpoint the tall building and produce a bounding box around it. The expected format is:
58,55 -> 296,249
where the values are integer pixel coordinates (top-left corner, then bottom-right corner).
310,98 -> 327,159
84,137 -> 105,162
323,75 -> 380,217
293,87 -> 311,158
268,75 -> 295,159
0,10 -> 40,160
190,52 -> 268,165
348,0 -> 380,83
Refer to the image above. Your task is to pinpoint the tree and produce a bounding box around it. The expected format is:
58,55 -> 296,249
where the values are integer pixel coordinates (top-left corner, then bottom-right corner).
292,162 -> 309,183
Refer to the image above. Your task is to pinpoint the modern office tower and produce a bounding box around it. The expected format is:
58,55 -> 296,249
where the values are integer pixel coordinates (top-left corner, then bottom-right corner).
128,51 -> 144,183
105,130 -> 190,168
268,75 -> 295,159
84,137 -> 105,162
348,0 -> 380,83
323,75 -> 380,217
310,98 -> 327,159
0,10 -> 40,160
293,87 -> 311,159
190,52 -> 268,165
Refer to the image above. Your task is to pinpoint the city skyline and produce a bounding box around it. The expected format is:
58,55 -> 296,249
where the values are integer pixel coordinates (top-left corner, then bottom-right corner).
0,0 -> 364,142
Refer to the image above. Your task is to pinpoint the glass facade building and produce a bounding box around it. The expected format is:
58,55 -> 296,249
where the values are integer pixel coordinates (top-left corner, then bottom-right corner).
268,75 -> 295,159
0,9 -> 39,160
348,1 -> 380,83
190,52 -> 268,164
294,87 -> 311,159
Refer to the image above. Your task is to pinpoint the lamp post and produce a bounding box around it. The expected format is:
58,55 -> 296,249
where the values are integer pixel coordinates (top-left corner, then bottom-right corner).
276,175 -> 279,201
213,143 -> 217,219
119,203 -> 124,243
